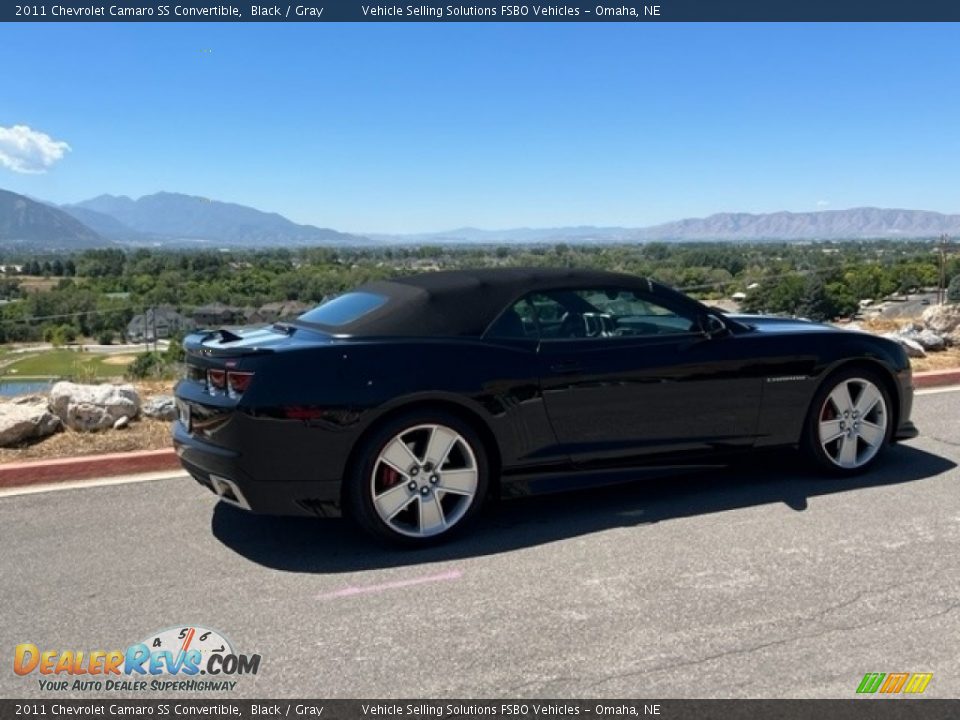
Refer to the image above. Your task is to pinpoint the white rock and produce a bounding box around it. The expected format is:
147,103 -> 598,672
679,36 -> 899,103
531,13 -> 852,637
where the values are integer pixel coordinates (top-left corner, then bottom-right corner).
883,332 -> 926,358
900,326 -> 947,351
143,395 -> 177,421
915,329 -> 946,351
0,401 -> 61,447
113,416 -> 130,430
49,382 -> 141,433
922,304 -> 960,335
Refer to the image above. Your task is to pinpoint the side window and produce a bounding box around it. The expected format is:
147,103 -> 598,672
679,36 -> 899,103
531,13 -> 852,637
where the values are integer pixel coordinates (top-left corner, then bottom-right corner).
487,287 -> 698,340
485,298 -> 539,339
574,288 -> 696,338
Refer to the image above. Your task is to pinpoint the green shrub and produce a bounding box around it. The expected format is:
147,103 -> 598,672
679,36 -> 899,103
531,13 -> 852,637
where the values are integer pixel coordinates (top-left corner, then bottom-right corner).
125,352 -> 162,380
948,274 -> 960,304
44,324 -> 78,348
164,336 -> 185,363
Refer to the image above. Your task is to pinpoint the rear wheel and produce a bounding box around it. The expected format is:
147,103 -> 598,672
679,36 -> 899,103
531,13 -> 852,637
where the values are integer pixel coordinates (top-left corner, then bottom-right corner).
803,368 -> 892,475
345,410 -> 489,546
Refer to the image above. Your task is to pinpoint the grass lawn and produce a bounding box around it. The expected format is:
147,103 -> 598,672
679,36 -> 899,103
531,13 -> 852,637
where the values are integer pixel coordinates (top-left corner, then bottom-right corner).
1,349 -> 135,381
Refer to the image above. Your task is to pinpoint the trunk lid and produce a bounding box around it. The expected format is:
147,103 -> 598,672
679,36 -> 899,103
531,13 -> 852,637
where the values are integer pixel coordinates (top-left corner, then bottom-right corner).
183,323 -> 329,358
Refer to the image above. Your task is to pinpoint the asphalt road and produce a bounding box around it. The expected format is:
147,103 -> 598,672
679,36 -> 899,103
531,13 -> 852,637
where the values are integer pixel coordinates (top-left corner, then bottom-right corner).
2,389 -> 959,699
874,292 -> 938,320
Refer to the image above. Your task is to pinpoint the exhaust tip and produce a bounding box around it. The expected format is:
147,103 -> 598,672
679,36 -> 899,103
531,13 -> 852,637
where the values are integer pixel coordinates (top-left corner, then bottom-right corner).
209,475 -> 251,511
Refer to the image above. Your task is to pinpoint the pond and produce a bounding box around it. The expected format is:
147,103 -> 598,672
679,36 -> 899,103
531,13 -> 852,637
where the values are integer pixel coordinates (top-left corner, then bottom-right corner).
0,379 -> 56,397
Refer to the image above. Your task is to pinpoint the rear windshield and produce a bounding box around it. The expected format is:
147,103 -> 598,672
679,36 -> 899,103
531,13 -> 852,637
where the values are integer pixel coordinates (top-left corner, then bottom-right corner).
297,291 -> 388,327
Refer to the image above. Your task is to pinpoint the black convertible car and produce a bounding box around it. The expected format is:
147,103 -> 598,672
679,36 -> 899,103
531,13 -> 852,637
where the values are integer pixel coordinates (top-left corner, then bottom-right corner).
174,268 -> 917,545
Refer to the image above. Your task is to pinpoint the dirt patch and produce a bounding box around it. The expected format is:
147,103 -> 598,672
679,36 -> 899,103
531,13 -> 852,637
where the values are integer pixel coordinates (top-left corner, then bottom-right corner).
134,380 -> 176,396
101,355 -> 137,366
858,317 -> 905,334
18,277 -> 59,293
911,347 -> 960,373
0,418 -> 174,463
851,318 -> 960,373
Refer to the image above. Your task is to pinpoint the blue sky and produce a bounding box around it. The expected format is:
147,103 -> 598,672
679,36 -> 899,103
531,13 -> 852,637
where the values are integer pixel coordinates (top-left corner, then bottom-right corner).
1,23 -> 959,233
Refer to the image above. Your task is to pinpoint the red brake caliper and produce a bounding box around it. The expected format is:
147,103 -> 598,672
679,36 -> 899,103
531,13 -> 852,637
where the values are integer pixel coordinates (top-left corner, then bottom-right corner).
382,466 -> 401,488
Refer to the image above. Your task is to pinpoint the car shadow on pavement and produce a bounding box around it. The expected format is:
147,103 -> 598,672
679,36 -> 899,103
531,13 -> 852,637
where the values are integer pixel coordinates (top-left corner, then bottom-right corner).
210,443 -> 955,573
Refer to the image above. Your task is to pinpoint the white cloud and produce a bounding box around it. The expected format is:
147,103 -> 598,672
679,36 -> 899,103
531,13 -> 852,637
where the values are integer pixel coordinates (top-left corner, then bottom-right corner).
816,200 -> 830,208
0,124 -> 71,174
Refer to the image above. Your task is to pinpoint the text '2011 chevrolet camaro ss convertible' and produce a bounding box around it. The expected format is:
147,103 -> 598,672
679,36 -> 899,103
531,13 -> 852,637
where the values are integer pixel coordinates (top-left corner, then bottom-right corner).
173,268 -> 917,545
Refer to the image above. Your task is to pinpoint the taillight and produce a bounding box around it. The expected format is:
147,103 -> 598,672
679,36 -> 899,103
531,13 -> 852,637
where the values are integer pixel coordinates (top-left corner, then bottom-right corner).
227,371 -> 254,397
207,369 -> 226,393
205,368 -> 254,397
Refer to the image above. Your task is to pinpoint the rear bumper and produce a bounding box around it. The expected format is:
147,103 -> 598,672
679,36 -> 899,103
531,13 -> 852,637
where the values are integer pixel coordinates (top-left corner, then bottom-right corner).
172,422 -> 343,517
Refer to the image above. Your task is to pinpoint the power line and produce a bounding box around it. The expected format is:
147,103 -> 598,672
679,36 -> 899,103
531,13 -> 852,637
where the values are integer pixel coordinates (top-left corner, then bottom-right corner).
0,305 -> 138,326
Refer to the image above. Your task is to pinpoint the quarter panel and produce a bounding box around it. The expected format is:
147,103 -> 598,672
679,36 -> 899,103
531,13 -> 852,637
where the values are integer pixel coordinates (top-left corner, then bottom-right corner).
233,337 -> 559,483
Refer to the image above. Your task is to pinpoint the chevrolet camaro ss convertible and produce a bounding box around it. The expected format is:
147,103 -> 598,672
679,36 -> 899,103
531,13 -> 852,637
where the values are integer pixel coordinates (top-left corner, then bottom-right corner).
173,268 -> 918,545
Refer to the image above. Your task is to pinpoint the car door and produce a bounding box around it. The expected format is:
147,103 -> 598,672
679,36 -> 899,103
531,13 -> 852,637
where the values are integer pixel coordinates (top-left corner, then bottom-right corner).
531,286 -> 763,465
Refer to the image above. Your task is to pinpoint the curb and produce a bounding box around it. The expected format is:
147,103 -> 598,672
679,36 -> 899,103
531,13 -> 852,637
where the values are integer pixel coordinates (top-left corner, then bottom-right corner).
913,369 -> 960,389
0,448 -> 179,490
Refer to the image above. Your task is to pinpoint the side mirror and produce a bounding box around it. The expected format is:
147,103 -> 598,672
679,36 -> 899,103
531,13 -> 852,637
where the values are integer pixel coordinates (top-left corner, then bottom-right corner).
697,314 -> 728,338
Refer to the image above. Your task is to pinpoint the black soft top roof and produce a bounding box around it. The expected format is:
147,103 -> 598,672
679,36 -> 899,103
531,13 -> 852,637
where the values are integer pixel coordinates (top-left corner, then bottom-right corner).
301,267 -> 660,337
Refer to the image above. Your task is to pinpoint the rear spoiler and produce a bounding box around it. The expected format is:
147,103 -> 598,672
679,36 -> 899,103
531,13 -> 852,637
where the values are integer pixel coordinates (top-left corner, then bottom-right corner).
184,328 -> 278,358
215,328 -> 243,343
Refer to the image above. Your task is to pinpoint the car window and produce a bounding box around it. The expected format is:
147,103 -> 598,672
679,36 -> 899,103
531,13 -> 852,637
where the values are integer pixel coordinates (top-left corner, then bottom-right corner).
486,297 -> 539,338
490,288 -> 697,340
298,291 -> 387,327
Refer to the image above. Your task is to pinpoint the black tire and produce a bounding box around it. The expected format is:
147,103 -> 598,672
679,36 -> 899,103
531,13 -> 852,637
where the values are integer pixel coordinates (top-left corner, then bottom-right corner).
344,409 -> 490,547
802,366 -> 893,476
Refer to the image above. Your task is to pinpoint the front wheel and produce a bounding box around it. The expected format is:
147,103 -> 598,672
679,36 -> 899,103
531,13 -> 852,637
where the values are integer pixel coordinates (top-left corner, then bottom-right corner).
802,368 -> 892,475
345,410 -> 489,546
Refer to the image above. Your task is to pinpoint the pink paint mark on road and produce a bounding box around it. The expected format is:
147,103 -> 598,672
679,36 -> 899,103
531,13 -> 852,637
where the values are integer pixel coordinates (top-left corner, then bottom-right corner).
318,569 -> 463,600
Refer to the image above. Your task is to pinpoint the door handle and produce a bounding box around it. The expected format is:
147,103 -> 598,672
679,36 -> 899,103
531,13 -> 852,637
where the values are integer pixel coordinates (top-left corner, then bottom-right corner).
550,360 -> 583,374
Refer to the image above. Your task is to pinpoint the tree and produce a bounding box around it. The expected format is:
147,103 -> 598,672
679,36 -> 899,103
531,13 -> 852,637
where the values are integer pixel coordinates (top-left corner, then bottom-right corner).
948,274 -> 960,304
795,277 -> 839,322
741,275 -> 806,315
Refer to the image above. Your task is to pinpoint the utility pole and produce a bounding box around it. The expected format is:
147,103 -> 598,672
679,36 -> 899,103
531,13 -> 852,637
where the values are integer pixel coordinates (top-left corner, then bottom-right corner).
938,235 -> 948,305
152,306 -> 158,353
143,306 -> 150,353
934,234 -> 960,305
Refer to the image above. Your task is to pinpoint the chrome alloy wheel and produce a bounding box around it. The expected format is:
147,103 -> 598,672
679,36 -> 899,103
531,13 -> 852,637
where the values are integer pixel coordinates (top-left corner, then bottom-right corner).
817,377 -> 888,469
370,423 -> 479,538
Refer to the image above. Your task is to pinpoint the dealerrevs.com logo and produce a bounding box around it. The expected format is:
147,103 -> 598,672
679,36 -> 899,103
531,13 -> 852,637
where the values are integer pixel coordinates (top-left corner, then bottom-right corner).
14,626 -> 261,693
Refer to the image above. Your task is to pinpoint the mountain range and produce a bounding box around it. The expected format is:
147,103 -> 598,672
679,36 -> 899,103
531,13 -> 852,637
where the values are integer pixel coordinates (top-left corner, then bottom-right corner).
65,192 -> 368,247
1,187 -> 959,250
0,189 -> 105,250
375,208 -> 960,244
